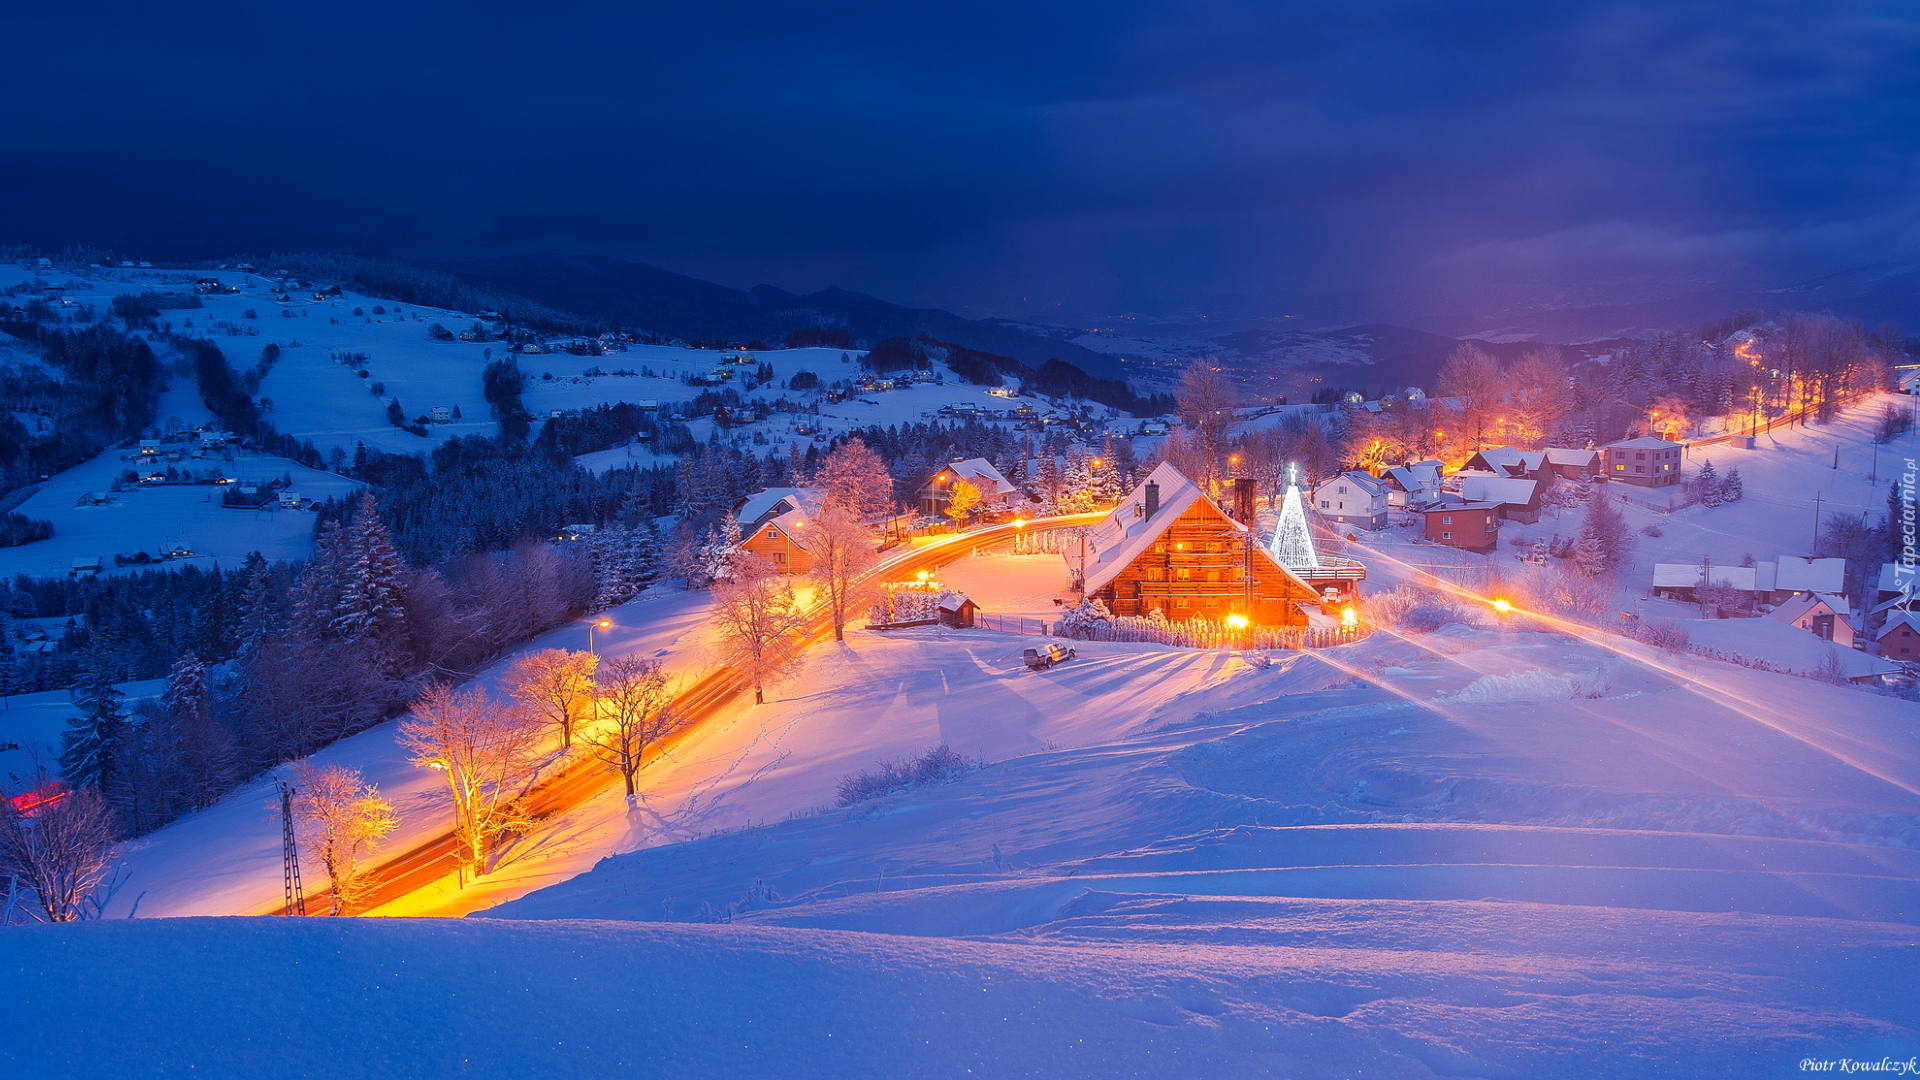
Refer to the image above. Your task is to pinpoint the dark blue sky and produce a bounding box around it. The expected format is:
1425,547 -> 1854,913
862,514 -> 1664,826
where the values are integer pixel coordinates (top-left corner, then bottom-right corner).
7,1 -> 1918,327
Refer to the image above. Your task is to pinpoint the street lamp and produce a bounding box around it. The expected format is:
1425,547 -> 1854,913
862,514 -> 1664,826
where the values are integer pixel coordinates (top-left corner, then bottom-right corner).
588,617 -> 612,655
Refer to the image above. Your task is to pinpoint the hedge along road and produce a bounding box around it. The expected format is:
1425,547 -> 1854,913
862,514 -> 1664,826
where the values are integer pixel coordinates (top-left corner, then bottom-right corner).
268,511 -> 1108,917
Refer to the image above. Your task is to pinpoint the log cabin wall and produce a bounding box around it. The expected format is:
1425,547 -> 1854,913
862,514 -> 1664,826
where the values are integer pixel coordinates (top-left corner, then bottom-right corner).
1090,501 -> 1310,626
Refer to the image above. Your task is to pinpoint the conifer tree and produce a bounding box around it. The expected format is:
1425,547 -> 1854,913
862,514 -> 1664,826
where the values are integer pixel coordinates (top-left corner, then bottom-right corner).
1573,492 -> 1632,578
1722,466 -> 1743,503
59,658 -> 129,801
1695,459 -> 1722,507
162,651 -> 232,809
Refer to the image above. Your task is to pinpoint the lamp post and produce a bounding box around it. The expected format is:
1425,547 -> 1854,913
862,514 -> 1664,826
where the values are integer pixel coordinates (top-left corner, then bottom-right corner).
588,617 -> 612,656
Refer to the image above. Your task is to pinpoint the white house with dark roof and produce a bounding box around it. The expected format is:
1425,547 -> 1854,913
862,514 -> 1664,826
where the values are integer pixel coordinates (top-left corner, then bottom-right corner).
1310,471 -> 1390,529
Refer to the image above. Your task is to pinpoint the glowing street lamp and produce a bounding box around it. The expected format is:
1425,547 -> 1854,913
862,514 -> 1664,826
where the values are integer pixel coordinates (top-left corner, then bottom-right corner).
588,617 -> 612,655
1225,613 -> 1249,630
1340,607 -> 1358,627
1490,598 -> 1513,614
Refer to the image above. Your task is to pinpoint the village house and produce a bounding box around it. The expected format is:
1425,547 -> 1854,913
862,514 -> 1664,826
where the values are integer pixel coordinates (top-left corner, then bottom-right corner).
1874,609 -> 1920,661
1456,474 -> 1543,524
1079,462 -> 1322,626
1460,447 -> 1549,481
1381,460 -> 1444,508
735,487 -> 825,574
1544,447 -> 1599,481
1310,471 -> 1390,529
1414,498 -> 1501,553
1760,556 -> 1846,606
1768,591 -> 1855,648
1652,562 -> 1761,604
917,458 -> 1019,518
1600,436 -> 1683,487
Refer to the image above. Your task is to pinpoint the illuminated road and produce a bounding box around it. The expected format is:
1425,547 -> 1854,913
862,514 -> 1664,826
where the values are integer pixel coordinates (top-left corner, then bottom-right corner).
277,512 -> 1105,916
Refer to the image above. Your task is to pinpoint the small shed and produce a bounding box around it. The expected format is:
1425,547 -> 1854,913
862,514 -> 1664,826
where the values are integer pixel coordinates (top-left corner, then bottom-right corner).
936,591 -> 977,629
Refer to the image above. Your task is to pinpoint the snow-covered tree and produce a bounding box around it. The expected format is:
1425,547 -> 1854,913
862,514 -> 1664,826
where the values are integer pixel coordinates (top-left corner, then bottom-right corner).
714,555 -> 808,704
808,507 -> 880,642
1694,459 -> 1722,507
288,760 -> 396,915
398,682 -> 546,878
59,660 -> 128,800
581,655 -> 681,800
944,477 -> 983,525
1573,493 -> 1632,578
502,649 -> 598,750
816,436 -> 894,521
1721,467 -> 1743,503
0,780 -> 119,922
162,652 -> 233,809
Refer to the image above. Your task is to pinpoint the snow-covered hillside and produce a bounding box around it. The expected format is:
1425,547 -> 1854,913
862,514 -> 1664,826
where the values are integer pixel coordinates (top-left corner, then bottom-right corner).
10,621 -> 1919,1076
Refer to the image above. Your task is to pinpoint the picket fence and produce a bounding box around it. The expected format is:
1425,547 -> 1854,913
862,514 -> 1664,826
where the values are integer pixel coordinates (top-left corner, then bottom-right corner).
974,611 -> 1365,651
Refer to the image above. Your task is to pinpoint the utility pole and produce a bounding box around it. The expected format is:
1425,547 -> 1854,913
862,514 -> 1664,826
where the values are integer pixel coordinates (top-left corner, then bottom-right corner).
1812,492 -> 1822,552
278,779 -> 305,917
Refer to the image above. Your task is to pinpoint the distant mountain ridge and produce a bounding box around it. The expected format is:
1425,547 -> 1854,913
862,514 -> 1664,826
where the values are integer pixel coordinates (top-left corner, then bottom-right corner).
441,253 -> 1136,383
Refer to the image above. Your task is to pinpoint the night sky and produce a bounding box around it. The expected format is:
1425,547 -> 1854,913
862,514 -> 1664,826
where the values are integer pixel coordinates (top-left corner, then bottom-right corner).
7,2 -> 1918,326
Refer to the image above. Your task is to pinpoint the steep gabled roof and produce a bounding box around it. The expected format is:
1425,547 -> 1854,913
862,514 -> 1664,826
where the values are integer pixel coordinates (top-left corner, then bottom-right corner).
928,457 -> 1017,498
1469,447 -> 1548,475
1545,447 -> 1598,467
1774,556 -> 1845,595
736,487 -> 819,526
1082,461 -> 1316,599
1878,608 -> 1920,639
1313,470 -> 1388,497
1458,475 -> 1538,508
1768,591 -> 1840,625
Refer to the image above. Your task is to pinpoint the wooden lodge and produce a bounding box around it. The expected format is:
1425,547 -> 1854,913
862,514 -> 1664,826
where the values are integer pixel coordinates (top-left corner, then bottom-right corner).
1080,462 -> 1321,627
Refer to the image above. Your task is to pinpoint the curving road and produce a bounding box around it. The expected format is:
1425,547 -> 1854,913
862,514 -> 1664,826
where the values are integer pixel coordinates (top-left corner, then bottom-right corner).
276,512 -> 1105,916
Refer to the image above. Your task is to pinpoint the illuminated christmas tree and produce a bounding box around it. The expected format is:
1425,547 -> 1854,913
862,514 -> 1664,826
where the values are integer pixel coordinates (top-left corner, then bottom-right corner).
1267,463 -> 1320,570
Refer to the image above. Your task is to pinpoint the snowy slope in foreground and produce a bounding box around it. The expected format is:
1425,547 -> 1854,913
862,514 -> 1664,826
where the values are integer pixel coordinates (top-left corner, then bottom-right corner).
6,907 -> 1913,1080
14,624 -> 1920,1075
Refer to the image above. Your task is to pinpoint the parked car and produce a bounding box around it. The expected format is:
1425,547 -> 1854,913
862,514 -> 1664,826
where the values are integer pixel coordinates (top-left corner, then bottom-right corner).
1023,643 -> 1076,670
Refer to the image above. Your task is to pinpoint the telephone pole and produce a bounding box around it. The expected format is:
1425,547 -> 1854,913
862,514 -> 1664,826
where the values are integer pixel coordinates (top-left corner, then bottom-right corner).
278,779 -> 305,917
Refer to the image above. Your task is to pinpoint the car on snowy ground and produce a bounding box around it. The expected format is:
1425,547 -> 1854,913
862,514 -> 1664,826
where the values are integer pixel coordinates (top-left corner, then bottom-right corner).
1023,643 -> 1075,670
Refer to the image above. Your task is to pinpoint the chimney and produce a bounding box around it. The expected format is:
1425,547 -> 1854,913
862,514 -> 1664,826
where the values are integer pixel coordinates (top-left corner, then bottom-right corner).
1143,482 -> 1160,519
1233,477 -> 1257,523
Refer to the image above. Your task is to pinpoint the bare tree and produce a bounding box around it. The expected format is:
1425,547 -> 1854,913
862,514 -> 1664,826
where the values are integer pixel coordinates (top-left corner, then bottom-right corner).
807,507 -> 879,642
398,683 -> 547,878
1437,344 -> 1503,451
1174,361 -> 1239,494
944,477 -> 983,526
581,656 -> 682,800
813,436 -> 894,521
1506,347 -> 1569,447
501,648 -> 598,750
288,761 -> 397,915
0,782 -> 119,922
714,555 -> 810,703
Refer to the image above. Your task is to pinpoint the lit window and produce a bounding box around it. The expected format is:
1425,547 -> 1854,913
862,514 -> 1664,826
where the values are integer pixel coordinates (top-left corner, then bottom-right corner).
1176,568 -> 1192,581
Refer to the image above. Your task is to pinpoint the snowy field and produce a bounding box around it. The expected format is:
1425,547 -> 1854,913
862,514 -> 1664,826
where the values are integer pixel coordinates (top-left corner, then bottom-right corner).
9,615 -> 1918,1074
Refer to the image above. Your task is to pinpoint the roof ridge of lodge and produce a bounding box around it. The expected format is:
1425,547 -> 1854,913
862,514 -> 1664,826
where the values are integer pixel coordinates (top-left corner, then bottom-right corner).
1083,461 -> 1320,601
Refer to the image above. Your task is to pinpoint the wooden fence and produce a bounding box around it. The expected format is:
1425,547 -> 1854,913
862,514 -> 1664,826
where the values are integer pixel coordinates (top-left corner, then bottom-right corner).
974,611 -> 1366,651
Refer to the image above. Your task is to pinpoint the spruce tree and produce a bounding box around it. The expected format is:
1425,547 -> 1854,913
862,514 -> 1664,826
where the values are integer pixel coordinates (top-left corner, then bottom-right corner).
1723,467 -> 1743,503
1696,459 -> 1722,507
1573,493 -> 1632,578
60,658 -> 129,799
163,652 -> 232,809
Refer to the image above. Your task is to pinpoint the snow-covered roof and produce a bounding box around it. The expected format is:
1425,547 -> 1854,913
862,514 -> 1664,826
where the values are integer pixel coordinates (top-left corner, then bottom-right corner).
1470,448 -> 1548,475
1312,471 -> 1388,497
1082,461 -> 1313,599
1458,475 -> 1537,508
936,590 -> 972,613
1681,617 -> 1896,680
1772,556 -> 1845,595
1768,591 -> 1845,626
1414,499 -> 1502,513
736,487 -> 818,526
1544,447 -> 1598,466
1877,562 -> 1916,595
1653,563 -> 1758,592
1383,461 -> 1443,494
1878,609 -> 1920,639
1603,436 -> 1682,450
934,458 -> 1017,499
